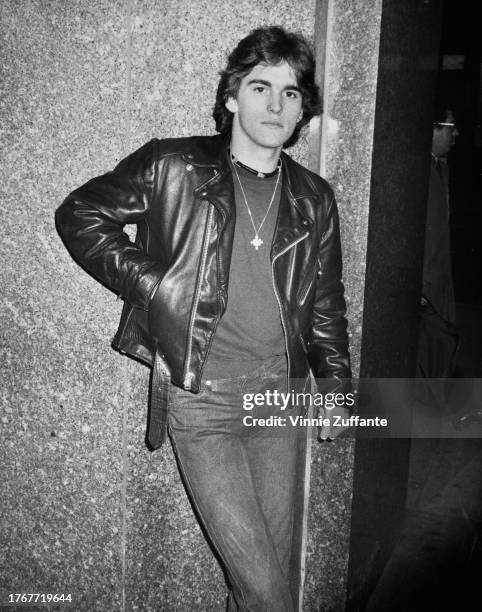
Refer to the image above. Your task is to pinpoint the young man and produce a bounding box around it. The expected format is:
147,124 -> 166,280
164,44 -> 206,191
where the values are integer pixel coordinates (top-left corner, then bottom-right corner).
56,26 -> 351,612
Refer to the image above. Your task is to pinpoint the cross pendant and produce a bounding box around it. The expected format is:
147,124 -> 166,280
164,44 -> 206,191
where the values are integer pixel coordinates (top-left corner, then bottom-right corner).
250,235 -> 263,250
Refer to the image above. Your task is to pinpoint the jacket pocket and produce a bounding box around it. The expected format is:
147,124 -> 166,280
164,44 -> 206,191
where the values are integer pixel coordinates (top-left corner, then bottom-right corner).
297,260 -> 322,306
147,273 -> 167,341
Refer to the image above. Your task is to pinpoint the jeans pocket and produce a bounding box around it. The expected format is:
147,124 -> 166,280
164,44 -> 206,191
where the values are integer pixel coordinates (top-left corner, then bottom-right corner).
169,384 -> 195,409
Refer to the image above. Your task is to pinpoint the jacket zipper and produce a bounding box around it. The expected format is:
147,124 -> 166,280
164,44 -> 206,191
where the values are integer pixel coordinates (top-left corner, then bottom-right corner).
183,204 -> 215,388
298,280 -> 312,307
298,269 -> 318,307
271,231 -> 309,380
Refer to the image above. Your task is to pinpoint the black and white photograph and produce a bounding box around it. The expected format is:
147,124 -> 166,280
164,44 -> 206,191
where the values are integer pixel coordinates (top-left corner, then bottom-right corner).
1,1 -> 481,610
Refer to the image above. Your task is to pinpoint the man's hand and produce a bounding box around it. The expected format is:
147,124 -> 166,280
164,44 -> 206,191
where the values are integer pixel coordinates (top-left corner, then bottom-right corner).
317,405 -> 353,442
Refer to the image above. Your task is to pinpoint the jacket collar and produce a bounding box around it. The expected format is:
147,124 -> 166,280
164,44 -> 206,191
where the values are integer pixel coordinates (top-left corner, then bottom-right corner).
185,134 -> 319,199
181,133 -> 230,170
188,135 -> 318,237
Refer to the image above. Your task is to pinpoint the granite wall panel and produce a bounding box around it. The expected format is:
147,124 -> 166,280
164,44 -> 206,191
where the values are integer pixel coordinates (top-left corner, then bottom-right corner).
304,2 -> 383,610
319,0 -> 383,370
1,0 -> 394,609
1,2 -> 367,611
1,2 -> 127,610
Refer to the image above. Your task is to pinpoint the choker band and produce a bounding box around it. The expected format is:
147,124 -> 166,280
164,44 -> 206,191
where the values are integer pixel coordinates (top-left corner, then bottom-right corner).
230,153 -> 281,178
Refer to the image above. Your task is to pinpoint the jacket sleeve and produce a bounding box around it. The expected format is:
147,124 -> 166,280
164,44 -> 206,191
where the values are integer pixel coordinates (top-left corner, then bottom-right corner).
308,192 -> 351,380
55,139 -> 165,310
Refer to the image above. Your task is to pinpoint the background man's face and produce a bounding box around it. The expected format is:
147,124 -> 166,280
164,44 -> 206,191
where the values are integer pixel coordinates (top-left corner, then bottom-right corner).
432,110 -> 459,158
226,61 -> 302,152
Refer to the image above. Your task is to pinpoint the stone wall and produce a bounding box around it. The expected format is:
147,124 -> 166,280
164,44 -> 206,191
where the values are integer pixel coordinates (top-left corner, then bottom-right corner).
0,2 -> 323,610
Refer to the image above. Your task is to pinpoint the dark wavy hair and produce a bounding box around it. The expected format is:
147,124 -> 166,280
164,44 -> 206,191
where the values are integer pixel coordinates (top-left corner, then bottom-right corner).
213,26 -> 322,148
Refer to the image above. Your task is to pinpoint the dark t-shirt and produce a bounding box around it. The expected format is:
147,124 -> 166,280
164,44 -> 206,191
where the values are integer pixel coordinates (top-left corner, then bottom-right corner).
203,161 -> 285,379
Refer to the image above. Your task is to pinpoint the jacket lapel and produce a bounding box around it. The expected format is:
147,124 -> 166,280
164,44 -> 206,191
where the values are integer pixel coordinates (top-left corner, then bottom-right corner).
271,156 -> 316,258
187,138 -> 319,257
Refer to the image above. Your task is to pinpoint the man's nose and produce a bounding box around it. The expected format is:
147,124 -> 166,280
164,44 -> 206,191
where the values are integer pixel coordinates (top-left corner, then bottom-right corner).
267,93 -> 282,114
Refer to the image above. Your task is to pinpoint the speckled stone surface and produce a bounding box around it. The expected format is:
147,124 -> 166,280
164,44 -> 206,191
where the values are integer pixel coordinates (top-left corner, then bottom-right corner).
1,1 -> 127,610
304,2 -> 383,610
1,0 -> 401,608
304,439 -> 355,612
0,1 -> 365,611
318,0 -> 383,373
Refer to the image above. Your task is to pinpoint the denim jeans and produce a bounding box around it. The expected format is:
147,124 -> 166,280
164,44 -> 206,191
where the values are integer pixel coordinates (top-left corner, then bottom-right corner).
168,355 -> 309,612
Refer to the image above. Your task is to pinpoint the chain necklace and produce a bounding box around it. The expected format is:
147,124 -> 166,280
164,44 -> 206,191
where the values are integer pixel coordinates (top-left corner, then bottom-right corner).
231,157 -> 282,250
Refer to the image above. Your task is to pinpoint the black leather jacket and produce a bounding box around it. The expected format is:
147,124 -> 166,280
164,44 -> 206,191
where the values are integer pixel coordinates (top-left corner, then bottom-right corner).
56,135 -> 350,441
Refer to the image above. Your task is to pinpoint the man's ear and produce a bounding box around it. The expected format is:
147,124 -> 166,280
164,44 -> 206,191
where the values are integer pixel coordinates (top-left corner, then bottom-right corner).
225,96 -> 238,114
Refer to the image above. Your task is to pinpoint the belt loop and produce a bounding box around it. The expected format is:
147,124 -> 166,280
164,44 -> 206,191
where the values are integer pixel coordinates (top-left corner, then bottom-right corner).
146,346 -> 171,451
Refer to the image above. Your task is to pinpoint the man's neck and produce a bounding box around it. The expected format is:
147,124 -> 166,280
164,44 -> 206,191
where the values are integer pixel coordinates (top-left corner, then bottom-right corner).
230,139 -> 281,174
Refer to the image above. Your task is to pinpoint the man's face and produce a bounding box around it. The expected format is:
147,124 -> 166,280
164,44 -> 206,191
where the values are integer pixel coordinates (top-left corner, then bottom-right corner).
226,61 -> 303,153
432,110 -> 459,158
